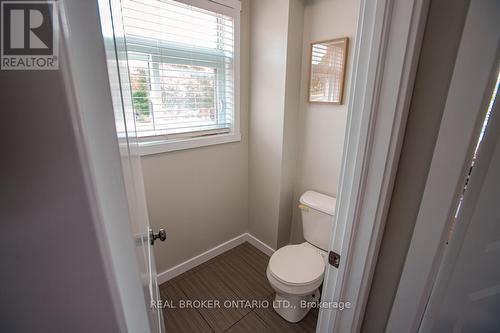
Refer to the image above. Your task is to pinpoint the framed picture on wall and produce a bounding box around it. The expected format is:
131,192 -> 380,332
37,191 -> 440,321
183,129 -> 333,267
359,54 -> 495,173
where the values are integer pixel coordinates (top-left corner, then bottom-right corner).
308,37 -> 349,104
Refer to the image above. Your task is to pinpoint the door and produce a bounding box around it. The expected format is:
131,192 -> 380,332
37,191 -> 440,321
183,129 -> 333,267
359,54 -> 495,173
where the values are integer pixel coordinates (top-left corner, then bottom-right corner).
420,63 -> 500,332
98,1 -> 164,332
385,1 -> 500,331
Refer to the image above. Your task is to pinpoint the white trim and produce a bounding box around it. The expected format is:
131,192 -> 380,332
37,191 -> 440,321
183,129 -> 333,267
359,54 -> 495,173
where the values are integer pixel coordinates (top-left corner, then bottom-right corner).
174,0 -> 241,16
386,1 -> 500,331
156,233 -> 246,284
58,21 -> 132,333
245,233 -> 276,257
232,0 -> 241,151
209,0 -> 241,12
156,233 -> 274,284
139,132 -> 241,155
133,0 -> 242,157
59,1 -> 155,331
316,0 -> 430,331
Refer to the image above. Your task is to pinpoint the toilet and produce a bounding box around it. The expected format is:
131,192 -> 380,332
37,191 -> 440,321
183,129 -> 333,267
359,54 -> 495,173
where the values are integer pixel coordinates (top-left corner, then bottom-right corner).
266,190 -> 336,323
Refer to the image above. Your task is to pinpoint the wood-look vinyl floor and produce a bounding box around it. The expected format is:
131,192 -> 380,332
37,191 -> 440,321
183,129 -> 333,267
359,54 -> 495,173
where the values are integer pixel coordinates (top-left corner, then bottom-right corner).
159,242 -> 318,332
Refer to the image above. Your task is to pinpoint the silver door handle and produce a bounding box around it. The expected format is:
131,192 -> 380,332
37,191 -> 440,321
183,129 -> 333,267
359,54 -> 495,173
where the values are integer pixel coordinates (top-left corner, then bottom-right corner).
149,228 -> 166,245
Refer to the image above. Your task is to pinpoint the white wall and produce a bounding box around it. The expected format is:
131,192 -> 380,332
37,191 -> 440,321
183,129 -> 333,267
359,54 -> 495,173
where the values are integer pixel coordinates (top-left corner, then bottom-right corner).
248,0 -> 289,249
144,0 -> 359,270
290,0 -> 360,243
248,0 -> 305,249
278,0 -> 306,247
141,0 -> 250,273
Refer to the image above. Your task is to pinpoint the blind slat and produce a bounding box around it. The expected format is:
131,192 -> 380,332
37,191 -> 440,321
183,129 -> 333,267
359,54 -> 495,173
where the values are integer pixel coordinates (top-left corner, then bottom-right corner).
128,55 -> 234,68
123,0 -> 234,138
126,0 -> 234,24
122,12 -> 234,35
124,24 -> 235,46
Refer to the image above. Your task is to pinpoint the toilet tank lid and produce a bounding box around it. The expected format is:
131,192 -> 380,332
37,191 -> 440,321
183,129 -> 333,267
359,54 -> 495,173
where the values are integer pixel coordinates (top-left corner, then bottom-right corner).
300,190 -> 336,215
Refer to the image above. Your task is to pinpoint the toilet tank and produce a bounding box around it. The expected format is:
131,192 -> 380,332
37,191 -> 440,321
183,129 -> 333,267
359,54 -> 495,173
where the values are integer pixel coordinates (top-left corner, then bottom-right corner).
299,191 -> 336,251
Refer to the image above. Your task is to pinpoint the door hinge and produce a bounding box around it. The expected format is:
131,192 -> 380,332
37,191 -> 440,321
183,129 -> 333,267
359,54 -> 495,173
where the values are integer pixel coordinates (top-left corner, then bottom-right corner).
329,251 -> 341,268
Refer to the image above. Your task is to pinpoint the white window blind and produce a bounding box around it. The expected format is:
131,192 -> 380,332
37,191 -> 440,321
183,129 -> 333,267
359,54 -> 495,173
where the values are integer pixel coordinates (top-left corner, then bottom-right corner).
121,0 -> 236,140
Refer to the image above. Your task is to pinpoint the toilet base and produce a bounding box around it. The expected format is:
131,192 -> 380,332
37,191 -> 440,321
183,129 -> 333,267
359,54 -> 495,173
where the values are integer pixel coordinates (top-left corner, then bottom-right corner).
272,288 -> 320,323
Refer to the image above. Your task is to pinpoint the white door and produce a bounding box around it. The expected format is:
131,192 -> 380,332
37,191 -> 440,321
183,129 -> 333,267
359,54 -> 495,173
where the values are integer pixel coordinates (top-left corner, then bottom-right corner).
385,1 -> 500,330
420,66 -> 500,332
98,1 -> 164,332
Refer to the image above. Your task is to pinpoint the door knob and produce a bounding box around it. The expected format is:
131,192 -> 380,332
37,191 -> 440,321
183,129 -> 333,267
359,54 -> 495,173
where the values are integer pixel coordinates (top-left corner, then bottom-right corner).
149,228 -> 166,245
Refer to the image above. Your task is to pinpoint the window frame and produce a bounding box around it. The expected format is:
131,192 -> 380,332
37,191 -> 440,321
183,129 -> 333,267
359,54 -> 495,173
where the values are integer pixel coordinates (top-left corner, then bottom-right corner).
127,0 -> 241,156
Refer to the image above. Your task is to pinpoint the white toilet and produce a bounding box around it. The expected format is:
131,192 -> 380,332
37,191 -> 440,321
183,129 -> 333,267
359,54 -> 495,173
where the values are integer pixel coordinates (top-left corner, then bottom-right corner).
266,190 -> 336,323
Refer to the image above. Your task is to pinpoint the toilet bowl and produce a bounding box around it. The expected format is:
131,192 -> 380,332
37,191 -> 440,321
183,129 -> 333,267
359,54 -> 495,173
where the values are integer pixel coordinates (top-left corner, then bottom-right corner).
267,190 -> 336,323
267,242 -> 327,322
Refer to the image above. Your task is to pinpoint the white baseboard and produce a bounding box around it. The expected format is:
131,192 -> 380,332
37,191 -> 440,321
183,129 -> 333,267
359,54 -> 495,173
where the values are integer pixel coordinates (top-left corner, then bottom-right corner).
157,233 -> 275,285
245,233 -> 275,257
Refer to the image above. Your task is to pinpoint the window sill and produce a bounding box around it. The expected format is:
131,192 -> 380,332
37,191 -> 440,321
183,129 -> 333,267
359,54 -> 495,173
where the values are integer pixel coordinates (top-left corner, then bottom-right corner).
138,133 -> 241,156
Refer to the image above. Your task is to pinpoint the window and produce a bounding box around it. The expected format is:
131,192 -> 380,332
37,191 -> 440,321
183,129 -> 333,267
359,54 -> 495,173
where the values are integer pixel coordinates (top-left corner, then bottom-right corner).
121,0 -> 241,154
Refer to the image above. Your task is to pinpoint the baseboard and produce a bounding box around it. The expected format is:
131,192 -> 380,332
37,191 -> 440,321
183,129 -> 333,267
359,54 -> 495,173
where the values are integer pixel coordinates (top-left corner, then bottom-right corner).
245,233 -> 275,257
156,233 -> 275,285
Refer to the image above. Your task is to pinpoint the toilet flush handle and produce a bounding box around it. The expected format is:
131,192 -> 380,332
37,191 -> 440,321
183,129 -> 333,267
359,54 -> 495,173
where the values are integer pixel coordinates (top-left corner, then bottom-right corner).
298,204 -> 309,212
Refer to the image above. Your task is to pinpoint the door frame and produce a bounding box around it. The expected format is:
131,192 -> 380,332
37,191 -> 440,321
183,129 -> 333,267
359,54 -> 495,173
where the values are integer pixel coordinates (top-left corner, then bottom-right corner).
58,0 -> 432,332
419,64 -> 500,332
317,0 -> 430,331
385,1 -> 500,331
58,1 -> 159,332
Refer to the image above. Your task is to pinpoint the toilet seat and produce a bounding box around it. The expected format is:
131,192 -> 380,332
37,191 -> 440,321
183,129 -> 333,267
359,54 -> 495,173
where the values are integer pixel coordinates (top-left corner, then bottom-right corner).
268,244 -> 325,287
